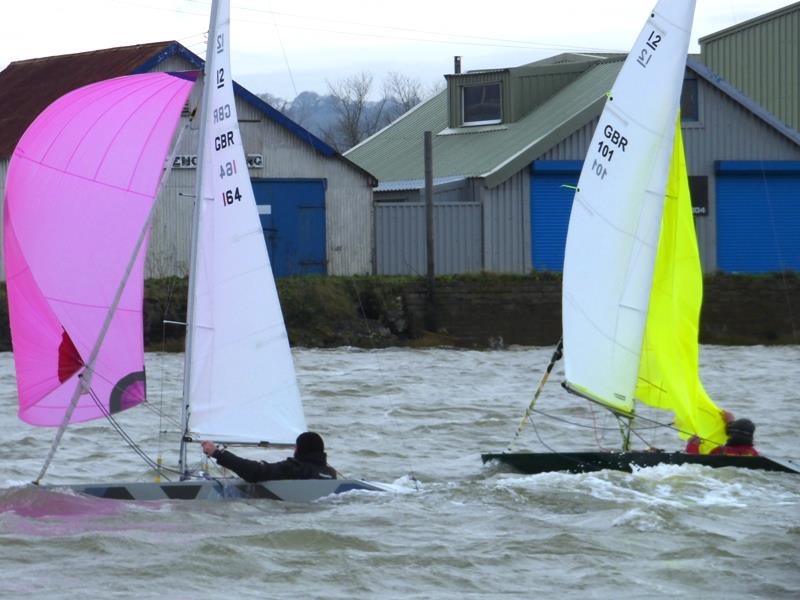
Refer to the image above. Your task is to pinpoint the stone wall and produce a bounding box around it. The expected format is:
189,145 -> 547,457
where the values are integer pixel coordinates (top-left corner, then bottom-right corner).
403,273 -> 800,347
0,273 -> 797,352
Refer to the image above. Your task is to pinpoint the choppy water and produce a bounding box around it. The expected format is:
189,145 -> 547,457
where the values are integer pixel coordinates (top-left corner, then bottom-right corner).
1,346 -> 799,599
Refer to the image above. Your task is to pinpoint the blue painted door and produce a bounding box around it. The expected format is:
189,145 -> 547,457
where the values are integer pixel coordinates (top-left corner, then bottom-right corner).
530,161 -> 582,271
252,179 -> 327,277
716,162 -> 800,273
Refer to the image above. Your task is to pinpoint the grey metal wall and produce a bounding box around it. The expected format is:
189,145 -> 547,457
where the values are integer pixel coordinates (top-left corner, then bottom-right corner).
682,75 -> 800,271
150,56 -> 375,277
532,70 -> 800,273
481,169 -> 529,273
375,201 -> 481,275
701,5 -> 800,132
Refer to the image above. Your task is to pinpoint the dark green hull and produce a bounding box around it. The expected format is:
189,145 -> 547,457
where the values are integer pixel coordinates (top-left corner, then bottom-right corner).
482,451 -> 800,475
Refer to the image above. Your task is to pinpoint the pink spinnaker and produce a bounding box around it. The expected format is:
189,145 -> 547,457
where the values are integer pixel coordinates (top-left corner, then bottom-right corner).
3,72 -> 194,426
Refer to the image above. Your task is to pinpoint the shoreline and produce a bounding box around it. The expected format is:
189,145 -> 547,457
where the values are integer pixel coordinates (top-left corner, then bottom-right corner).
1,272 -> 798,351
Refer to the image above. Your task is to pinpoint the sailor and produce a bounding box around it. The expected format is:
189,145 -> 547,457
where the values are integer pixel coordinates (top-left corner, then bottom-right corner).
685,418 -> 759,456
201,431 -> 338,481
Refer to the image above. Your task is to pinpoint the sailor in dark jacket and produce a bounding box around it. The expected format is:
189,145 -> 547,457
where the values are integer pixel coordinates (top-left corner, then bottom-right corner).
201,431 -> 338,481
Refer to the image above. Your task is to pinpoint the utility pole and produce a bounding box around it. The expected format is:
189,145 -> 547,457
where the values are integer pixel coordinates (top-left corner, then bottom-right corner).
424,131 -> 437,332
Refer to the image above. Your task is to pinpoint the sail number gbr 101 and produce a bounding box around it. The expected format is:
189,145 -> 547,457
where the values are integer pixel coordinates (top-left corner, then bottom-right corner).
591,124 -> 628,180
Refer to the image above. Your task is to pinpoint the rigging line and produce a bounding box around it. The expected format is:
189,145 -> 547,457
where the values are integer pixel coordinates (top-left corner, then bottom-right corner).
265,0 -> 299,100
139,400 -> 183,428
526,411 -> 602,471
348,277 -> 376,347
757,165 -> 798,341
628,421 -> 663,450
258,0 -> 324,154
588,402 -> 615,451
529,407 -> 664,432
590,402 -> 607,448
507,340 -> 563,451
88,389 -> 181,478
155,275 -> 187,454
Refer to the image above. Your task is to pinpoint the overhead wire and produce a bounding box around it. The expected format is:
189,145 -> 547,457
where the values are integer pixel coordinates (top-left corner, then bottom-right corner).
110,0 -> 625,55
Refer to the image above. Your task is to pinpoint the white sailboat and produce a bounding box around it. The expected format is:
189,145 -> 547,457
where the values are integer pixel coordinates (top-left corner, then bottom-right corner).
483,0 -> 797,475
4,0 -> 386,501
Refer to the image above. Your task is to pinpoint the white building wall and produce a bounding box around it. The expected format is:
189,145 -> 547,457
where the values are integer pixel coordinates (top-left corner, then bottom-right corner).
1,54 -> 374,281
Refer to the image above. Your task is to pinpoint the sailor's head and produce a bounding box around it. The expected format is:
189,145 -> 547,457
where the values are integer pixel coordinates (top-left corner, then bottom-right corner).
295,431 -> 325,456
726,418 -> 755,446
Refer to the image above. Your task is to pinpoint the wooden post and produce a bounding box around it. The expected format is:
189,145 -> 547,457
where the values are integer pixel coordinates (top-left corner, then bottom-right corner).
424,131 -> 437,331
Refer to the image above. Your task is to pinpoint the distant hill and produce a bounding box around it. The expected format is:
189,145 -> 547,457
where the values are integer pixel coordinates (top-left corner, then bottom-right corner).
258,90 -> 406,152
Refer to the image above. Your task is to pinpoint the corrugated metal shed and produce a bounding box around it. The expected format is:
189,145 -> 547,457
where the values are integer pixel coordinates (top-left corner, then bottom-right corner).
0,42 -> 176,157
375,176 -> 466,192
0,42 -> 377,279
347,55 -> 622,190
699,2 -> 800,132
351,40 -> 800,276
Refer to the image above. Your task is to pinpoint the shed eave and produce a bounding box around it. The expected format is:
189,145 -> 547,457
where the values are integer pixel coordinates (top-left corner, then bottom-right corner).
482,95 -> 607,189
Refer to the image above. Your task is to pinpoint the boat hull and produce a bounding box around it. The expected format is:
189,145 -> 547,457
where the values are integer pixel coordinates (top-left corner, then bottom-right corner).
43,478 -> 387,502
482,452 -> 800,475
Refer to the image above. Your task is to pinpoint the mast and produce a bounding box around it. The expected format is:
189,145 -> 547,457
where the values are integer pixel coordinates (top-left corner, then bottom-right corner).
180,0 -> 220,478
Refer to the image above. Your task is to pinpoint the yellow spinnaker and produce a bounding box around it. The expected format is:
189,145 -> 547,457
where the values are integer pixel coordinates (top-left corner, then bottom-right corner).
635,121 -> 727,453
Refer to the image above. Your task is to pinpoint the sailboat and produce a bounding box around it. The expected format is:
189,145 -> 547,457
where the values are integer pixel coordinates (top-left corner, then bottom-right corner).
483,0 -> 798,475
3,0 -> 386,501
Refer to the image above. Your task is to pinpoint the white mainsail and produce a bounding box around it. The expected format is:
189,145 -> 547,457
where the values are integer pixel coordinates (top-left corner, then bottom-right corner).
183,0 -> 307,443
561,0 -> 697,415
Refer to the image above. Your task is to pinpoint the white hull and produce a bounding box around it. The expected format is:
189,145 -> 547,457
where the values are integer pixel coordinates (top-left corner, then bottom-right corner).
43,478 -> 388,503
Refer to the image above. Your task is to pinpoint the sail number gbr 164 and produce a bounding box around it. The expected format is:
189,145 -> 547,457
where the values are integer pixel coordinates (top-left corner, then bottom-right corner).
591,124 -> 628,181
221,187 -> 242,206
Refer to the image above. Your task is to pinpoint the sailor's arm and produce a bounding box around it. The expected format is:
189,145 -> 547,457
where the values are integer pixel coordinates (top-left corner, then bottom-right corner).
201,441 -> 283,482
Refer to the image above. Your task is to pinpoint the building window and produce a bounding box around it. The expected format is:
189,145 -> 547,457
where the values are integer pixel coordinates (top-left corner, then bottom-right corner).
681,77 -> 699,122
688,175 -> 708,216
462,82 -> 502,126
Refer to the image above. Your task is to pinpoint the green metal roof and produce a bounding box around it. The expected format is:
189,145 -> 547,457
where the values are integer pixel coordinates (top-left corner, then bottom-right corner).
698,1 -> 799,44
346,57 -> 623,189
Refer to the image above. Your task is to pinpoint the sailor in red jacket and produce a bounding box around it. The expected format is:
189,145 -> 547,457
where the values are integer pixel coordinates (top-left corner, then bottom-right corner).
686,418 -> 759,456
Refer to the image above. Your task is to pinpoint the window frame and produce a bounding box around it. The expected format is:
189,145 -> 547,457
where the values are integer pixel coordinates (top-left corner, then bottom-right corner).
461,81 -> 503,126
680,76 -> 702,126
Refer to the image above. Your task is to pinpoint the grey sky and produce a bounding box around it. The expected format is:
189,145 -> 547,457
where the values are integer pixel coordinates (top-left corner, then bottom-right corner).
0,0 -> 792,99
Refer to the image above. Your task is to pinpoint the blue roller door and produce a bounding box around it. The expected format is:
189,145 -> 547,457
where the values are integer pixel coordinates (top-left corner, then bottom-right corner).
716,161 -> 800,273
530,161 -> 581,271
252,178 -> 327,277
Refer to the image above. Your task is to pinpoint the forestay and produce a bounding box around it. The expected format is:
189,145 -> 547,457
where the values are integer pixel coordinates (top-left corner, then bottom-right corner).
184,0 -> 306,444
562,0 -> 697,415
